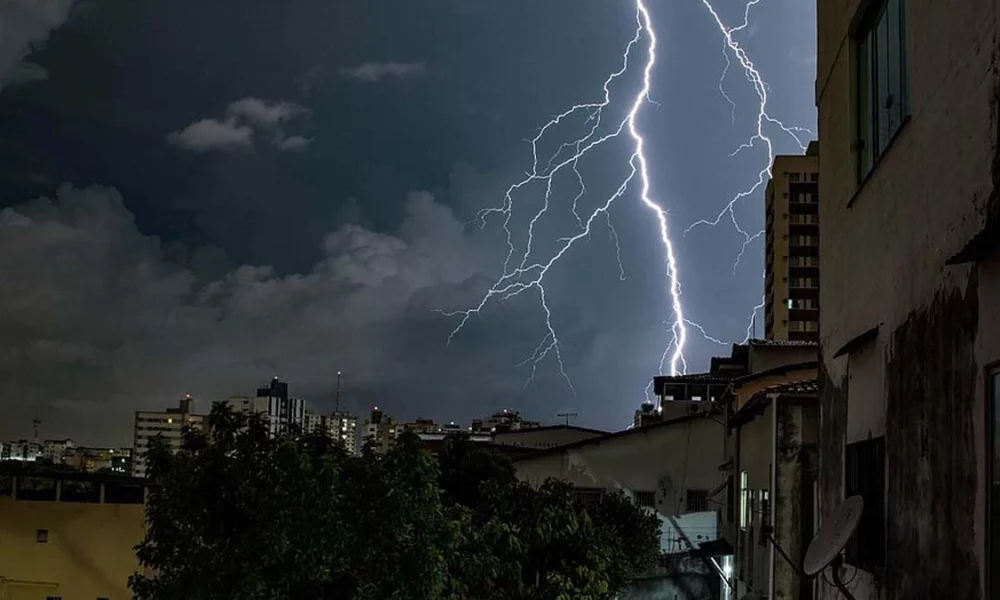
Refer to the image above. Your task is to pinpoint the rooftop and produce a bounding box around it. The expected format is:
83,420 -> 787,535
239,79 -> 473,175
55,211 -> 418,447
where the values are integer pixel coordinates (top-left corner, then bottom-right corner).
513,412 -> 714,462
730,378 -> 819,427
747,338 -> 818,348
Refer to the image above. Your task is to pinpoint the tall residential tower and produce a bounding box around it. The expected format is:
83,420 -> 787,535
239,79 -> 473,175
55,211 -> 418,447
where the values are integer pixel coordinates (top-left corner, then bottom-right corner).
764,141 -> 819,342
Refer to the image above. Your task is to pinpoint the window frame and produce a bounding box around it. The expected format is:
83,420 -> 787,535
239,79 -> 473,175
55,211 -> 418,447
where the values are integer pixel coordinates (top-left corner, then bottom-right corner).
854,0 -> 910,185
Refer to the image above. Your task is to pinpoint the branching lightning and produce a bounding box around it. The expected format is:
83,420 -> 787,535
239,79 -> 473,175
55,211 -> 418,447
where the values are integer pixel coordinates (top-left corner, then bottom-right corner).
439,0 -> 814,398
686,0 -> 814,340
439,0 -> 699,388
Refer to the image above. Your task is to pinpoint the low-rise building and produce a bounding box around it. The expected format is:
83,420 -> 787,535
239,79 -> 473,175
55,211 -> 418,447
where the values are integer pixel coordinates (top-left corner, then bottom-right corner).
0,440 -> 43,462
727,373 -> 819,600
513,412 -> 728,563
41,439 -> 75,464
0,467 -> 149,599
492,424 -> 607,450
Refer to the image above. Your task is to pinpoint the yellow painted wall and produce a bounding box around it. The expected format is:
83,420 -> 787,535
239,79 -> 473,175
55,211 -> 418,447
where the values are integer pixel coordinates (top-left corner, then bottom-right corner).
0,496 -> 145,600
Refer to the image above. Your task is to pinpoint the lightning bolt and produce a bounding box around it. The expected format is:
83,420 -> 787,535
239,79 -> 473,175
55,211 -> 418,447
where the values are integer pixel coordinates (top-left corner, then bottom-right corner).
686,0 -> 812,275
681,0 -> 814,349
439,0 -> 700,389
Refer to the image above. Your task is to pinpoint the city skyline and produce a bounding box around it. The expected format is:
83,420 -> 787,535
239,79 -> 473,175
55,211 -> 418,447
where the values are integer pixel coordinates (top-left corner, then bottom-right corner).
0,0 -> 816,445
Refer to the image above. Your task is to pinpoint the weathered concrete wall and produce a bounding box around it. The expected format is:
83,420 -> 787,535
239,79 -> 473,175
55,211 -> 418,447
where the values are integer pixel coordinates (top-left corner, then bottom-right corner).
816,0 -> 1000,598
885,275 -> 980,599
775,404 -> 805,600
736,404 -> 772,594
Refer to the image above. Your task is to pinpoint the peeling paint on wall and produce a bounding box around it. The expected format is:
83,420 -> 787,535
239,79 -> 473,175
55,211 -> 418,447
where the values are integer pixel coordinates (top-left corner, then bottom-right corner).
885,272 -> 981,600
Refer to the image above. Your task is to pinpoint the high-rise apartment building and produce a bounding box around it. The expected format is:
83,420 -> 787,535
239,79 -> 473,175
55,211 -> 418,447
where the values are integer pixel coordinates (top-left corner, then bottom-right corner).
764,141 -> 820,342
254,377 -> 306,437
362,407 -> 397,454
132,396 -> 204,478
326,410 -> 358,455
302,409 -> 359,454
222,378 -> 306,438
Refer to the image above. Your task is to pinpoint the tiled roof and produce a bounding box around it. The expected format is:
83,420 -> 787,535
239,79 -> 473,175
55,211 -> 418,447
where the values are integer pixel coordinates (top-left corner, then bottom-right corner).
653,372 -> 737,384
747,338 -> 818,348
756,378 -> 819,397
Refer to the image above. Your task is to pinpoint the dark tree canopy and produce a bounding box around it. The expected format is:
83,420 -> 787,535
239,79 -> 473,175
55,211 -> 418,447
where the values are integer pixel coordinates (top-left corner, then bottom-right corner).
130,405 -> 660,600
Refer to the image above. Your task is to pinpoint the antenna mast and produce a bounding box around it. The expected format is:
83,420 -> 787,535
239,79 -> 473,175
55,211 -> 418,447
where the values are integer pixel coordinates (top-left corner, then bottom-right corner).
556,411 -> 578,426
32,412 -> 42,442
335,371 -> 342,413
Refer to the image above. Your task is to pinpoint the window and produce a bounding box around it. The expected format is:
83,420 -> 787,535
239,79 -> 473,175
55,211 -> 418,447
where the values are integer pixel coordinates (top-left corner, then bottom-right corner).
857,0 -> 909,178
759,489 -> 771,546
739,471 -> 749,530
845,436 -> 886,572
36,529 -> 49,543
989,368 -> 1000,599
572,487 -> 605,508
634,490 -> 656,509
686,489 -> 708,512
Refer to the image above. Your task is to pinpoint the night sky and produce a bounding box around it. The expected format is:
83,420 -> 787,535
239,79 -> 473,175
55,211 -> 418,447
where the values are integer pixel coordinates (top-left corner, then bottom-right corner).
0,0 -> 816,445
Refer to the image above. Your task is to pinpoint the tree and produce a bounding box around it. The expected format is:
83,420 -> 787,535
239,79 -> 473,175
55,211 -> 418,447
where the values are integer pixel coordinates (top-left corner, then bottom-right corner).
436,436 -> 661,600
130,411 -> 660,600
130,404 -> 458,600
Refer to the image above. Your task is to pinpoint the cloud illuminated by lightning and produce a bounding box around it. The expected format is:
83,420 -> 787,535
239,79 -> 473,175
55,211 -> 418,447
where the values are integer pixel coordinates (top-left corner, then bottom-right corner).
438,0 -> 698,389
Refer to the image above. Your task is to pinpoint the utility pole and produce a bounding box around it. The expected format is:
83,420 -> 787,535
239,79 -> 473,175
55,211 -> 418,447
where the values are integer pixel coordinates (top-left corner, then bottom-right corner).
335,371 -> 342,413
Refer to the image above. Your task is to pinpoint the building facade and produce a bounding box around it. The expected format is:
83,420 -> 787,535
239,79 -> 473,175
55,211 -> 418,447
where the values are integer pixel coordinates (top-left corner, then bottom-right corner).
513,413 -> 730,588
0,469 -> 148,600
362,407 -> 398,454
132,396 -> 204,479
765,143 -> 820,342
254,377 -> 306,437
324,410 -> 358,454
816,0 -> 1000,597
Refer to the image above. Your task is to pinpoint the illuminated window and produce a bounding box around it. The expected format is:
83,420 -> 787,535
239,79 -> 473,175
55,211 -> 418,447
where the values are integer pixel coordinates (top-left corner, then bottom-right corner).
857,0 -> 909,179
739,471 -> 749,530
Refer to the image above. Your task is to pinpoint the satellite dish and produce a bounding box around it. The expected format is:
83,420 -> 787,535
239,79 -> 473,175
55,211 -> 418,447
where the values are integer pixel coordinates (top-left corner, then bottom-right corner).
803,495 -> 864,576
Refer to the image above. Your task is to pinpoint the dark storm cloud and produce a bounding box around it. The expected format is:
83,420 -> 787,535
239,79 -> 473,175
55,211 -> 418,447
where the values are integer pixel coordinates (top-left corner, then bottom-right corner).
0,0 -> 818,445
167,98 -> 310,153
340,62 -> 427,83
0,0 -> 74,90
0,184 -> 512,444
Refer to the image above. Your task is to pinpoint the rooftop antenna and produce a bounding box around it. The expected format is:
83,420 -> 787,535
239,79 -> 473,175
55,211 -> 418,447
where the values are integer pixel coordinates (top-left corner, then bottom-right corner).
556,411 -> 578,426
763,495 -> 864,600
335,371 -> 342,413
32,412 -> 42,443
